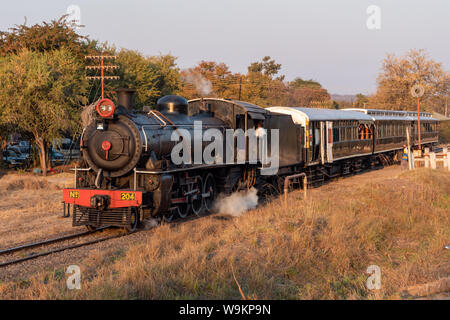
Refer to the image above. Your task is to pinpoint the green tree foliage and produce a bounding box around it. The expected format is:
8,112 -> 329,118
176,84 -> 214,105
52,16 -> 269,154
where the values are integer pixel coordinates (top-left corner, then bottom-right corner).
287,77 -> 330,107
370,49 -> 449,113
0,15 -> 98,59
0,48 -> 88,174
248,56 -> 283,79
289,77 -> 322,89
114,49 -> 181,109
353,93 -> 369,108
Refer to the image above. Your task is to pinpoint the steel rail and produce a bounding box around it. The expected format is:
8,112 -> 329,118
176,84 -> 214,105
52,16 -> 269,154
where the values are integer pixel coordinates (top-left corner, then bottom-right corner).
0,232 -> 125,268
0,227 -> 109,256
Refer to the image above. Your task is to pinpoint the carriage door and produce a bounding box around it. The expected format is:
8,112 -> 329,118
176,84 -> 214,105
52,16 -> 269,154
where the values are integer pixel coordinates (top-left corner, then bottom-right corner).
320,122 -> 325,164
326,121 -> 333,162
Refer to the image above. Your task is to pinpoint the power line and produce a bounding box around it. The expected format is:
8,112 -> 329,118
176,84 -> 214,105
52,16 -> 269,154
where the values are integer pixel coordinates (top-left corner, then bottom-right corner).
85,55 -> 120,100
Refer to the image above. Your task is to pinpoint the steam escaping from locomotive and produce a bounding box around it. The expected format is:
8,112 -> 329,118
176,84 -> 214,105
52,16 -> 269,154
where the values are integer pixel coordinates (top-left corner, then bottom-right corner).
181,72 -> 213,96
215,187 -> 258,217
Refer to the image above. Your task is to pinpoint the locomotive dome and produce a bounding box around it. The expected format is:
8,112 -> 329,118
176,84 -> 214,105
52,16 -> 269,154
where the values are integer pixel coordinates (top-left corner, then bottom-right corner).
157,95 -> 188,114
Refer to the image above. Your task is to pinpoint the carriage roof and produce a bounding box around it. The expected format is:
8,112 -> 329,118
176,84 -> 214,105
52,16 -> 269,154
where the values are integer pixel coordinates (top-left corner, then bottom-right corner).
266,106 -> 373,126
343,108 -> 439,121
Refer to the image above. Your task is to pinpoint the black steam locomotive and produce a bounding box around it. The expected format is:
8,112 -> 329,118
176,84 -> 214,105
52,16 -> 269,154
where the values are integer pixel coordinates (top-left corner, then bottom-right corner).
63,89 -> 439,231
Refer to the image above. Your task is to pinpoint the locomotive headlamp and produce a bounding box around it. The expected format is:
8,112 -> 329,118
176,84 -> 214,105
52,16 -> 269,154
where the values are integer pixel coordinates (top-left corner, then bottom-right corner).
96,98 -> 115,118
96,122 -> 104,130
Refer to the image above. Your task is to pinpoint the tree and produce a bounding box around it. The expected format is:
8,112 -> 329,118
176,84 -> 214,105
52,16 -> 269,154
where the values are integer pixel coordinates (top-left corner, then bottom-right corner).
370,49 -> 449,112
353,93 -> 369,108
248,56 -> 282,79
288,77 -> 330,107
0,15 -> 98,59
289,78 -> 322,89
115,49 -> 181,109
0,48 -> 88,175
180,61 -> 240,99
244,56 -> 288,106
148,54 -> 181,97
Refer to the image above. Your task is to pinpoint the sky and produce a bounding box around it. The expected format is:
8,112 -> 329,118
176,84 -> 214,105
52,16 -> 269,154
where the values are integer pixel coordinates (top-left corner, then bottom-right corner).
1,0 -> 449,95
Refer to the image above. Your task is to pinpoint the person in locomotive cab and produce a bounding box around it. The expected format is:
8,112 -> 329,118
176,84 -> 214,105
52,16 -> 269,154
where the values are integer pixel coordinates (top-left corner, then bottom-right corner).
254,120 -> 267,165
401,144 -> 409,170
255,120 -> 266,137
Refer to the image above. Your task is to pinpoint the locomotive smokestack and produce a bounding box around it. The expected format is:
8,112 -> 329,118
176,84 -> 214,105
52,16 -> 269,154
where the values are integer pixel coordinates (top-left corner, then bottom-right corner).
116,88 -> 136,111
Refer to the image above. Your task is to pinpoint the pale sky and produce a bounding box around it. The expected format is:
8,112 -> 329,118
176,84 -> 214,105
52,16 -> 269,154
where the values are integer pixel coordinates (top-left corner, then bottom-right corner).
1,0 -> 449,94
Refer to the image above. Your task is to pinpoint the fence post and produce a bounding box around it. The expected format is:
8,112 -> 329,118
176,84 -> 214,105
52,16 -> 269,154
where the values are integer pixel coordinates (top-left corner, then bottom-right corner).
447,152 -> 450,171
430,152 -> 436,169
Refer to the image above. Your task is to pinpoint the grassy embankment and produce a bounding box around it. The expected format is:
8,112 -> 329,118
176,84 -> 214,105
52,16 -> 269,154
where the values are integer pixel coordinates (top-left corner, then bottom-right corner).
0,167 -> 449,299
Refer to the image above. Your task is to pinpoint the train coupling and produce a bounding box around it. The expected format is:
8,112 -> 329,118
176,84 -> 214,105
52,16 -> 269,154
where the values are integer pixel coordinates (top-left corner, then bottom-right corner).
90,195 -> 110,211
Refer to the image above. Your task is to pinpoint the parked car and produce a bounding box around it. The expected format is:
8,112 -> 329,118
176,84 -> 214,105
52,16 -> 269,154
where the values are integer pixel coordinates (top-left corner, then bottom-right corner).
51,151 -> 66,166
7,145 -> 29,160
18,141 -> 31,154
2,150 -> 26,167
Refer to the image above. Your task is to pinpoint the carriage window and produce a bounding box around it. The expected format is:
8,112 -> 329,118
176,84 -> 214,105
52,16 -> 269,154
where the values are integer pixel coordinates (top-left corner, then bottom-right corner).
333,127 -> 340,142
359,124 -> 366,140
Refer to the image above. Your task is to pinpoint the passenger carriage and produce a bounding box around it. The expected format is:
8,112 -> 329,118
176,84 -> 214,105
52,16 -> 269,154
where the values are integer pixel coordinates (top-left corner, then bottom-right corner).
266,107 -> 374,166
345,109 -> 439,152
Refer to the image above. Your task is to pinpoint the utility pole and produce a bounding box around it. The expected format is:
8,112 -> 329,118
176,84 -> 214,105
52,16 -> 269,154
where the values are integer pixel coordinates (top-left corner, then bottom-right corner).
417,97 -> 421,149
85,55 -> 120,99
238,76 -> 242,101
446,97 -> 448,117
411,84 -> 424,151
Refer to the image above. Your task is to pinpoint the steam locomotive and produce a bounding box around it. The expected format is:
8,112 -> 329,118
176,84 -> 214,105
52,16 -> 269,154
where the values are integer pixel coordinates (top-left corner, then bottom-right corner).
63,89 -> 439,231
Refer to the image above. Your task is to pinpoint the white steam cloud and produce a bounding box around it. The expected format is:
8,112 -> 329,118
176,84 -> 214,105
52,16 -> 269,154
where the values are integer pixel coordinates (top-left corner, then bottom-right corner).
143,218 -> 159,229
215,187 -> 258,217
182,72 -> 213,96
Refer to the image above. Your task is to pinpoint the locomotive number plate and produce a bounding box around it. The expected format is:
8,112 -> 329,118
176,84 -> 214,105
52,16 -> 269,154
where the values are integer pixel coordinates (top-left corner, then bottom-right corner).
120,192 -> 136,201
69,191 -> 79,199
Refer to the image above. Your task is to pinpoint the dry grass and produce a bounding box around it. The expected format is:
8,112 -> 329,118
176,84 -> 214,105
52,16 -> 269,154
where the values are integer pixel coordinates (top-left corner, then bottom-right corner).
0,172 -> 81,248
0,167 -> 449,299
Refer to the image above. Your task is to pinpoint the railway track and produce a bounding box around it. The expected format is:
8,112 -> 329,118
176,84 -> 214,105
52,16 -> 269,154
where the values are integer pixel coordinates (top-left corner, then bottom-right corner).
0,227 -> 126,268
2,147 -> 447,269
0,214 -> 200,269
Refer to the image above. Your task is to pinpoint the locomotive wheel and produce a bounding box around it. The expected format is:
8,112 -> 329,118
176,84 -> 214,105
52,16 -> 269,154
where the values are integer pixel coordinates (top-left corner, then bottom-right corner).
163,210 -> 174,222
86,225 -> 97,232
163,214 -> 173,223
126,208 -> 139,232
176,189 -> 191,219
202,173 -> 216,213
191,176 -> 204,216
176,203 -> 191,219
